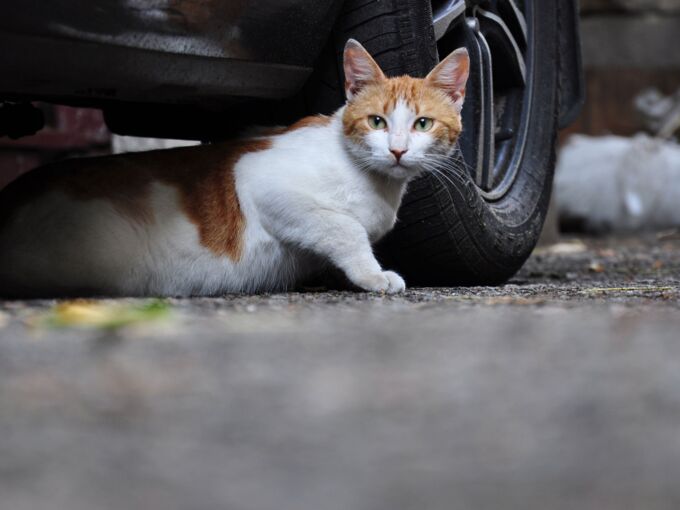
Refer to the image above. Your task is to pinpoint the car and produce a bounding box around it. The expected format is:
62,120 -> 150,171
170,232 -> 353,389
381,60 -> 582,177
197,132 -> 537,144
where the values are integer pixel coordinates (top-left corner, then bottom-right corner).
0,0 -> 583,286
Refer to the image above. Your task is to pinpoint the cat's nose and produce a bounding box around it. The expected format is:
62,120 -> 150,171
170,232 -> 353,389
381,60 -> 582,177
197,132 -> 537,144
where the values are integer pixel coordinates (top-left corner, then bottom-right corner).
390,149 -> 408,162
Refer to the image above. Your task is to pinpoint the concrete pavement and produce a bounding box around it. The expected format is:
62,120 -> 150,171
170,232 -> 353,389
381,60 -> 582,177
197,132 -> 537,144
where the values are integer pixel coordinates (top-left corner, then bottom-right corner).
1,236 -> 679,510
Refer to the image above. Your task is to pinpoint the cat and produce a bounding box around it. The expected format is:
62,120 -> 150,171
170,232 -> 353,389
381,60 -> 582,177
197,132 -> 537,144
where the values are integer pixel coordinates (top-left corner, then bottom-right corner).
0,39 -> 469,298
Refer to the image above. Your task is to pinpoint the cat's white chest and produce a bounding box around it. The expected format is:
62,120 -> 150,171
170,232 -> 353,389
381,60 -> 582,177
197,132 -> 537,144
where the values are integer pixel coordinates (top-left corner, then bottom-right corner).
341,184 -> 401,241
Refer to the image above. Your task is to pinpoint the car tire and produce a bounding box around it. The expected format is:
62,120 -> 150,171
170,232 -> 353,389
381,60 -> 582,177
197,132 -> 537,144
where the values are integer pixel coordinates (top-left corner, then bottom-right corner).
304,0 -> 559,286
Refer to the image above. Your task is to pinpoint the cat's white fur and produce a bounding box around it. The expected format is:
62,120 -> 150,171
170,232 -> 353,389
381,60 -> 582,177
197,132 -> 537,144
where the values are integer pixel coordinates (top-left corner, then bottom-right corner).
0,40 -> 469,297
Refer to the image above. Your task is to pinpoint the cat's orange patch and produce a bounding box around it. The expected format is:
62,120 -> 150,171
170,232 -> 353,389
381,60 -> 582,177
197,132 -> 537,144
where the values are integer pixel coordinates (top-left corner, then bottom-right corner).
287,115 -> 332,131
163,140 -> 271,260
342,76 -> 462,143
0,140 -> 271,262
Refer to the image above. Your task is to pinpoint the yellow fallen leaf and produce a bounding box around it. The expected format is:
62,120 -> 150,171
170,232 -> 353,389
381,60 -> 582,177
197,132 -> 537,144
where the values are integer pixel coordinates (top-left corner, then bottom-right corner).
42,299 -> 170,330
55,301 -> 114,324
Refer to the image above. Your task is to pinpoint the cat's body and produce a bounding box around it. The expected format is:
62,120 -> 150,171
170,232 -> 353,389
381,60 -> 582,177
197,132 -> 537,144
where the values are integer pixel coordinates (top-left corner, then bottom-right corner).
0,114 -> 404,296
0,40 -> 469,297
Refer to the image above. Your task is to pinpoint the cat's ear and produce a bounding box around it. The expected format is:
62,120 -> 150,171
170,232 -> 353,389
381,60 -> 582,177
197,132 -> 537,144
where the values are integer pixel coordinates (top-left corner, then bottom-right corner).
343,39 -> 386,100
425,48 -> 470,112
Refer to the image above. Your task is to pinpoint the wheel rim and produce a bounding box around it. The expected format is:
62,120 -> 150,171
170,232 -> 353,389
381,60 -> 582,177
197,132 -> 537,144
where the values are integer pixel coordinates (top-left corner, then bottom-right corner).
432,0 -> 533,201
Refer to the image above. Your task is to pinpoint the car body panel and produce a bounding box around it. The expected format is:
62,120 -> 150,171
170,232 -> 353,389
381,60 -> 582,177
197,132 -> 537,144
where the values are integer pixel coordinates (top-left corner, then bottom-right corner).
0,0 -> 583,136
0,0 -> 342,107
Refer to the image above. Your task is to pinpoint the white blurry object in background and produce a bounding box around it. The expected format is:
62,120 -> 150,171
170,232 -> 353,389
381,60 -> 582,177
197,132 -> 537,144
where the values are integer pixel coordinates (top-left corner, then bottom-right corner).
111,135 -> 199,154
555,134 -> 680,232
635,88 -> 680,139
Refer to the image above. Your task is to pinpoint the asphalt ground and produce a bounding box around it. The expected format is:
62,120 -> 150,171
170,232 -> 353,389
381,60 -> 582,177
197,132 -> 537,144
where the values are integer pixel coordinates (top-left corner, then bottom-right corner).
1,234 -> 679,510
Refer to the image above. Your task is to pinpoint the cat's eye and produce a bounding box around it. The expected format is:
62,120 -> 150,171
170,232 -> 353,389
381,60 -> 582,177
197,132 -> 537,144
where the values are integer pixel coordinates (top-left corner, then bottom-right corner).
367,115 -> 387,130
414,117 -> 434,132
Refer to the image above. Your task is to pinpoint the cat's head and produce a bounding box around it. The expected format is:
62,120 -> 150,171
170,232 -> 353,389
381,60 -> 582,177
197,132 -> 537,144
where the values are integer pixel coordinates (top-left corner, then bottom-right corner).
342,39 -> 469,179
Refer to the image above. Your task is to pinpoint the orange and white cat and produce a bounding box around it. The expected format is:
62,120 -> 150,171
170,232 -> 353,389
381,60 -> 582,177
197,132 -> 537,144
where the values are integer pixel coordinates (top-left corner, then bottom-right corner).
0,40 -> 469,297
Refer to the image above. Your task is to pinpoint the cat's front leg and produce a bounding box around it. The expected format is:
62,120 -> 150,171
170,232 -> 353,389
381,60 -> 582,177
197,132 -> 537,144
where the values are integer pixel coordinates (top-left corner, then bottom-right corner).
302,213 -> 405,294
265,204 -> 405,294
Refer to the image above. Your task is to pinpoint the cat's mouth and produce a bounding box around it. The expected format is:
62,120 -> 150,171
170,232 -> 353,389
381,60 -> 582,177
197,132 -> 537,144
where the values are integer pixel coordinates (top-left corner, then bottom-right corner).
383,161 -> 419,180
392,161 -> 420,173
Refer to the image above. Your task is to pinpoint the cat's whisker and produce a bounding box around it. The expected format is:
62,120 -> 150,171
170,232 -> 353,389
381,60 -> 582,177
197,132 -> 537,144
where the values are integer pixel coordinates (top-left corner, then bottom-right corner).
423,167 -> 458,209
419,160 -> 455,186
426,166 -> 459,190
431,160 -> 475,182
423,152 -> 474,177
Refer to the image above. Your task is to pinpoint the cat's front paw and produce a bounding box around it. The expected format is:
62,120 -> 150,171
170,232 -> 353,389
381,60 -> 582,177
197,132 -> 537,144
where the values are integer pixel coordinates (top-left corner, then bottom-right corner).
353,270 -> 406,294
382,270 -> 406,294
